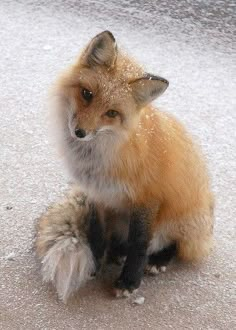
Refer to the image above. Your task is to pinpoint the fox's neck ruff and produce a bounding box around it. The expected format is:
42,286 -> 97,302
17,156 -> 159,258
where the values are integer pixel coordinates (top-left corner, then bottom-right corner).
63,129 -> 135,208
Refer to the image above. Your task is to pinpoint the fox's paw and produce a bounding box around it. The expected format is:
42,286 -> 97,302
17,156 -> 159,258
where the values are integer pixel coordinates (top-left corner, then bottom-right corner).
145,264 -> 167,276
146,243 -> 176,276
113,277 -> 140,298
113,288 -> 138,298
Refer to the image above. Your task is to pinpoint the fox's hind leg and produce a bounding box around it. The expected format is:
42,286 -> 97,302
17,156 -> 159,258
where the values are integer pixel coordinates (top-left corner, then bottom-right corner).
146,243 -> 176,275
174,213 -> 214,262
145,208 -> 214,274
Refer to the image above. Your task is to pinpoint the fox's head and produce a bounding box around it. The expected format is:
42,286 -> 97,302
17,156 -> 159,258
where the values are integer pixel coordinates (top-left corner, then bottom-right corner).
54,31 -> 168,145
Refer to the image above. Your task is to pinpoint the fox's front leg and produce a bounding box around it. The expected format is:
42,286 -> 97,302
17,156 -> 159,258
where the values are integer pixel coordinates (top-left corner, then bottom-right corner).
114,208 -> 149,297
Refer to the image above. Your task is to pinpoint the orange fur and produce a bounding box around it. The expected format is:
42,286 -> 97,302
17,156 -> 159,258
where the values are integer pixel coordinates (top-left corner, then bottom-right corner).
52,31 -> 214,262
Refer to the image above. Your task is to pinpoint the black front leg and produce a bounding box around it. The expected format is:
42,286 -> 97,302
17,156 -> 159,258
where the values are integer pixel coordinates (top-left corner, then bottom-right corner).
115,208 -> 149,296
87,203 -> 106,272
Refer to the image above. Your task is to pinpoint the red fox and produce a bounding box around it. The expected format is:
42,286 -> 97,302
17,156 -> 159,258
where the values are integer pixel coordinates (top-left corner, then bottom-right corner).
36,31 -> 214,301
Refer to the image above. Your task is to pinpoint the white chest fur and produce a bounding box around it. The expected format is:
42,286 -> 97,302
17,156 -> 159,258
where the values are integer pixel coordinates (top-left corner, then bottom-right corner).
63,136 -> 131,208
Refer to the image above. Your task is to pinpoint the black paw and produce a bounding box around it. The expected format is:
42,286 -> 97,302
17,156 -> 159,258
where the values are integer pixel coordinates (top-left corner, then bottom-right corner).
147,243 -> 177,271
145,264 -> 167,276
113,277 -> 141,298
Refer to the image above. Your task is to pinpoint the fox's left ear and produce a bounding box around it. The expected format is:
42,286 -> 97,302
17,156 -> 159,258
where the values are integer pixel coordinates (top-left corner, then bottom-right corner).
130,74 -> 169,108
81,31 -> 118,68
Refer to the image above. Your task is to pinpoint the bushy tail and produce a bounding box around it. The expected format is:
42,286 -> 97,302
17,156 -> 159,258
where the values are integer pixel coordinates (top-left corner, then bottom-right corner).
35,188 -> 96,302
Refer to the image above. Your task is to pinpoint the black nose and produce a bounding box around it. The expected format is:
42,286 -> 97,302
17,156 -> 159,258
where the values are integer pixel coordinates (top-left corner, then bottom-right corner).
75,128 -> 86,138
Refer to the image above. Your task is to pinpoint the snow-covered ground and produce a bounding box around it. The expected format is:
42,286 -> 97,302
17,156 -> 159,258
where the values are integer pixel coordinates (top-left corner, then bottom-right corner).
0,1 -> 235,329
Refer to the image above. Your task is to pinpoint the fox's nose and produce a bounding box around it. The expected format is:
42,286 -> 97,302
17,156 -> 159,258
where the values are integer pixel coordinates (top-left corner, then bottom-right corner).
75,128 -> 86,139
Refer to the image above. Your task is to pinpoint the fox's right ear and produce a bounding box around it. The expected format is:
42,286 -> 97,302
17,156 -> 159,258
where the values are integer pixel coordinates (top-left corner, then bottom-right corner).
130,74 -> 169,108
80,31 -> 118,68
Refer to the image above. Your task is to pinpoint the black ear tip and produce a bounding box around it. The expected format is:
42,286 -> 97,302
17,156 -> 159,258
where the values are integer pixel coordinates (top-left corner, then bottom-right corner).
101,30 -> 116,42
164,79 -> 169,87
144,73 -> 169,86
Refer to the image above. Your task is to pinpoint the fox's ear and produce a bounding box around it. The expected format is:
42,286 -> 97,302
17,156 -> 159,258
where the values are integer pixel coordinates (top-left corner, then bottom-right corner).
130,74 -> 169,108
81,31 -> 117,68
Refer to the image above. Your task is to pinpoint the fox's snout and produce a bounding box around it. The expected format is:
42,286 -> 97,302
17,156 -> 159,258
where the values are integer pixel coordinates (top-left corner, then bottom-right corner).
74,127 -> 95,141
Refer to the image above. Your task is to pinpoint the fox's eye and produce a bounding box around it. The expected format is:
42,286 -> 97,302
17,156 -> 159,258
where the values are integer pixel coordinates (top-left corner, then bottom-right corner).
81,88 -> 93,102
105,110 -> 119,118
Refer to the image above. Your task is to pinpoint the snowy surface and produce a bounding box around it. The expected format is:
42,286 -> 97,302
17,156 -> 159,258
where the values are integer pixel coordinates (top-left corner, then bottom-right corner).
0,0 -> 235,329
